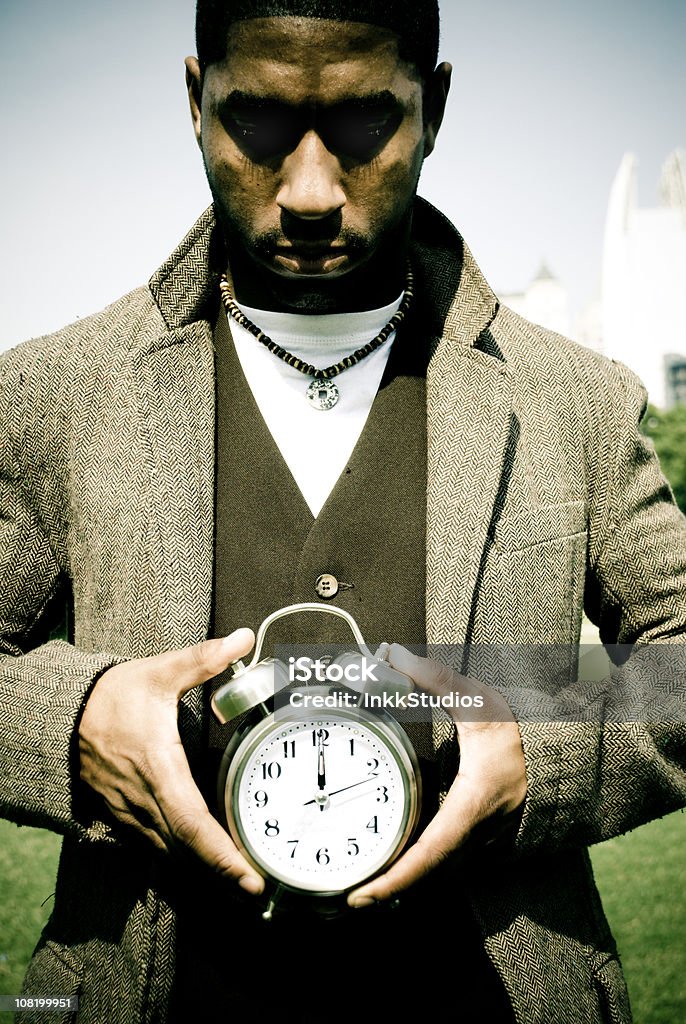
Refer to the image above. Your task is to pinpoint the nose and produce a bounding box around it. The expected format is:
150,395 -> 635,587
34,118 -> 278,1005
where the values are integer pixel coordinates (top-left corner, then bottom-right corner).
277,130 -> 345,221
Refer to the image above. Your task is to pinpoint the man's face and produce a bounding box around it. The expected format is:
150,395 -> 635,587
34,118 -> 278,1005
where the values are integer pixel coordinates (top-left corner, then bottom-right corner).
186,17 -> 449,310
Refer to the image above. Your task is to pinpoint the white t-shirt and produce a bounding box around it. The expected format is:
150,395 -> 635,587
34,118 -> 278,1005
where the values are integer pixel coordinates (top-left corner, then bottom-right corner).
227,295 -> 404,517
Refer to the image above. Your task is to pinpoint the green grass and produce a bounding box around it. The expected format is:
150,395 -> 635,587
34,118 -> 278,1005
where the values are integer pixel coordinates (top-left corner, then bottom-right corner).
0,820 -> 61,996
0,814 -> 685,1019
590,811 -> 686,1024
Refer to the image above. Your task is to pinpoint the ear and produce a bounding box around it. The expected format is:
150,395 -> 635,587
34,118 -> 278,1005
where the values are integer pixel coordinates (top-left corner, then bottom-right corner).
422,62 -> 452,159
185,56 -> 203,148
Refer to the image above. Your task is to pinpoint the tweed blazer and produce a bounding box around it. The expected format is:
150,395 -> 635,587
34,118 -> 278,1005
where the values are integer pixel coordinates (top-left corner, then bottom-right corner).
2,198 -> 686,1024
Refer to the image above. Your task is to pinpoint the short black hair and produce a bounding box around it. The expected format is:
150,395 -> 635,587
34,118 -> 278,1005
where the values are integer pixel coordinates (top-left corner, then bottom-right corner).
195,0 -> 440,84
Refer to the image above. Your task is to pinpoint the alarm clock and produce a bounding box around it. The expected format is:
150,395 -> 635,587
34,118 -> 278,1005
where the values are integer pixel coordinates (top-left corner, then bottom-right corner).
212,603 -> 422,919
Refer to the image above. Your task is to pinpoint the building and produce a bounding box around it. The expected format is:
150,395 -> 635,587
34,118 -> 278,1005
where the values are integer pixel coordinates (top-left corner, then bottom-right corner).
499,262 -> 572,338
574,287 -> 604,356
601,150 -> 686,409
665,353 -> 686,409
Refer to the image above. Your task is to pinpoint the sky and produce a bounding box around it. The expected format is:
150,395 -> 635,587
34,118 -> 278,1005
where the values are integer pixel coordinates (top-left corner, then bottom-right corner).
1,0 -> 684,348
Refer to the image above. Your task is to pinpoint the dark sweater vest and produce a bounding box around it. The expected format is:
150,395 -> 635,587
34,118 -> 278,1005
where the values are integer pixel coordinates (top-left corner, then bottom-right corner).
168,305 -> 515,1024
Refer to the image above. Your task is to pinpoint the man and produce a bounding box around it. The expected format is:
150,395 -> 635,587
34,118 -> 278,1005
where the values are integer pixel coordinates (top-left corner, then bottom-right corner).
1,2 -> 685,1022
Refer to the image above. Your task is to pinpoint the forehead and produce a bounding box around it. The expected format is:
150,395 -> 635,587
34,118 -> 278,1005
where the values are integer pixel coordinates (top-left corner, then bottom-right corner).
206,16 -> 420,104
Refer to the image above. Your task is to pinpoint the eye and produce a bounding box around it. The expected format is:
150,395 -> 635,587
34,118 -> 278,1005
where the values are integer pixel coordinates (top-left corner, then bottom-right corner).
321,108 -> 402,161
222,108 -> 302,160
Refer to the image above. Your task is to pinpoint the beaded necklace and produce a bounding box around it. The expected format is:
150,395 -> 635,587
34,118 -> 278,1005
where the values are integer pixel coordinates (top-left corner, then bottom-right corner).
219,264 -> 414,411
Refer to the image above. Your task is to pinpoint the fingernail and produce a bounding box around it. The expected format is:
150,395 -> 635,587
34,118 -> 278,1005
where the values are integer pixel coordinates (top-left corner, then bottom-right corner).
388,644 -> 415,673
375,642 -> 390,662
222,628 -> 253,651
349,895 -> 376,909
239,875 -> 264,895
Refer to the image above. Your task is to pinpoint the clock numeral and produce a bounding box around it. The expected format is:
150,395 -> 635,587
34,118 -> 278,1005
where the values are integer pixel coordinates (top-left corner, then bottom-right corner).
287,840 -> 299,859
347,838 -> 359,857
349,739 -> 355,756
377,786 -> 389,804
316,847 -> 331,865
254,790 -> 268,808
261,761 -> 282,780
312,728 -> 330,746
283,740 -> 296,758
264,819 -> 280,837
366,816 -> 379,834
367,758 -> 380,777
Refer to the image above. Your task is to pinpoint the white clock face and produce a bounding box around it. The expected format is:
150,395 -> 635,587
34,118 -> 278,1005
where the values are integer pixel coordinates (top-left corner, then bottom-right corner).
225,711 -> 417,894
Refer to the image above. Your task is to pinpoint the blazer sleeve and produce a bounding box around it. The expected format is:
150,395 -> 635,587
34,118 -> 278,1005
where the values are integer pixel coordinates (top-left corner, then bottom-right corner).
512,359 -> 686,855
0,367 -> 120,842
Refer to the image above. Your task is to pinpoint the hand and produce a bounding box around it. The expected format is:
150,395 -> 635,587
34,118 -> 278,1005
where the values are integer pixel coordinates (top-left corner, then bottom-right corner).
78,629 -> 265,895
303,776 -> 374,805
347,645 -> 527,908
317,729 -> 327,801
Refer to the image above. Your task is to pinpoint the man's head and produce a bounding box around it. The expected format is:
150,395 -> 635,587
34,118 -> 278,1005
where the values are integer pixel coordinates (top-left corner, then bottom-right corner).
195,0 -> 440,87
185,2 -> 450,312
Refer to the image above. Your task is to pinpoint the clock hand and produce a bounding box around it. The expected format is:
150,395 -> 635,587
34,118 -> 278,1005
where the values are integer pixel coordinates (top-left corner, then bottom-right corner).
303,777 -> 374,806
317,730 -> 327,812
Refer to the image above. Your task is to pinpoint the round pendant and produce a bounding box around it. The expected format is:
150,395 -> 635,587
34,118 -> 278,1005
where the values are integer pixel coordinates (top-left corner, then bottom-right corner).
306,378 -> 339,411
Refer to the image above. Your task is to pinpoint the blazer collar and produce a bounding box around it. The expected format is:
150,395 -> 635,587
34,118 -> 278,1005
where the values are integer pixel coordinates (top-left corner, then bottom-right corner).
148,207 -> 225,331
410,198 -> 500,351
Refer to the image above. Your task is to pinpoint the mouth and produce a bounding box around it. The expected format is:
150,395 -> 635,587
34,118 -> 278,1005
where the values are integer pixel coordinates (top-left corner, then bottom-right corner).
272,246 -> 350,276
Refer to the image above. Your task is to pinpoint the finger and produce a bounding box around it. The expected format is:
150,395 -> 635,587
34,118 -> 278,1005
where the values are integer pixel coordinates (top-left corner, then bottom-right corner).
387,644 -> 460,696
102,780 -> 178,843
103,798 -> 169,853
152,743 -> 264,894
347,779 -> 480,907
387,645 -> 511,724
152,628 -> 256,698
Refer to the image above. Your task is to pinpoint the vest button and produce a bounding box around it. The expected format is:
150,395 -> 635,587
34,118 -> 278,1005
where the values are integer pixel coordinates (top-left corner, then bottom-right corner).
315,574 -> 339,600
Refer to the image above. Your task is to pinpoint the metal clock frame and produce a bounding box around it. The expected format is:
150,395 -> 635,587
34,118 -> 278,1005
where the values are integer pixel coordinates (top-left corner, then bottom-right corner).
218,686 -> 422,898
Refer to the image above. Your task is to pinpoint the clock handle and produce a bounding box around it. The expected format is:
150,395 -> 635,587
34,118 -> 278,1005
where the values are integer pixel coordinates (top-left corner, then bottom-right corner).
246,602 -> 376,671
213,603 -> 407,723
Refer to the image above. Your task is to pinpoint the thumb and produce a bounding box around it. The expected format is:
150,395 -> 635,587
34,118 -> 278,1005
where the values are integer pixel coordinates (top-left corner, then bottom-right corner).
387,645 -> 512,726
155,628 -> 255,698
387,644 -> 459,696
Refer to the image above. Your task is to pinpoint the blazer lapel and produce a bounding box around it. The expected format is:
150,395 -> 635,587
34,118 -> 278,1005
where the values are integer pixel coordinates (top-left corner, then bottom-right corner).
130,209 -> 220,739
413,200 -> 513,646
131,322 -> 216,651
129,321 -> 214,747
426,343 -> 513,645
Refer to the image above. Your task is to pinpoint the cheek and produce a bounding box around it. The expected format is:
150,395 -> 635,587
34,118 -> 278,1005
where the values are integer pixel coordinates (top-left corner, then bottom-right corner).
348,140 -> 424,224
203,133 -> 277,222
